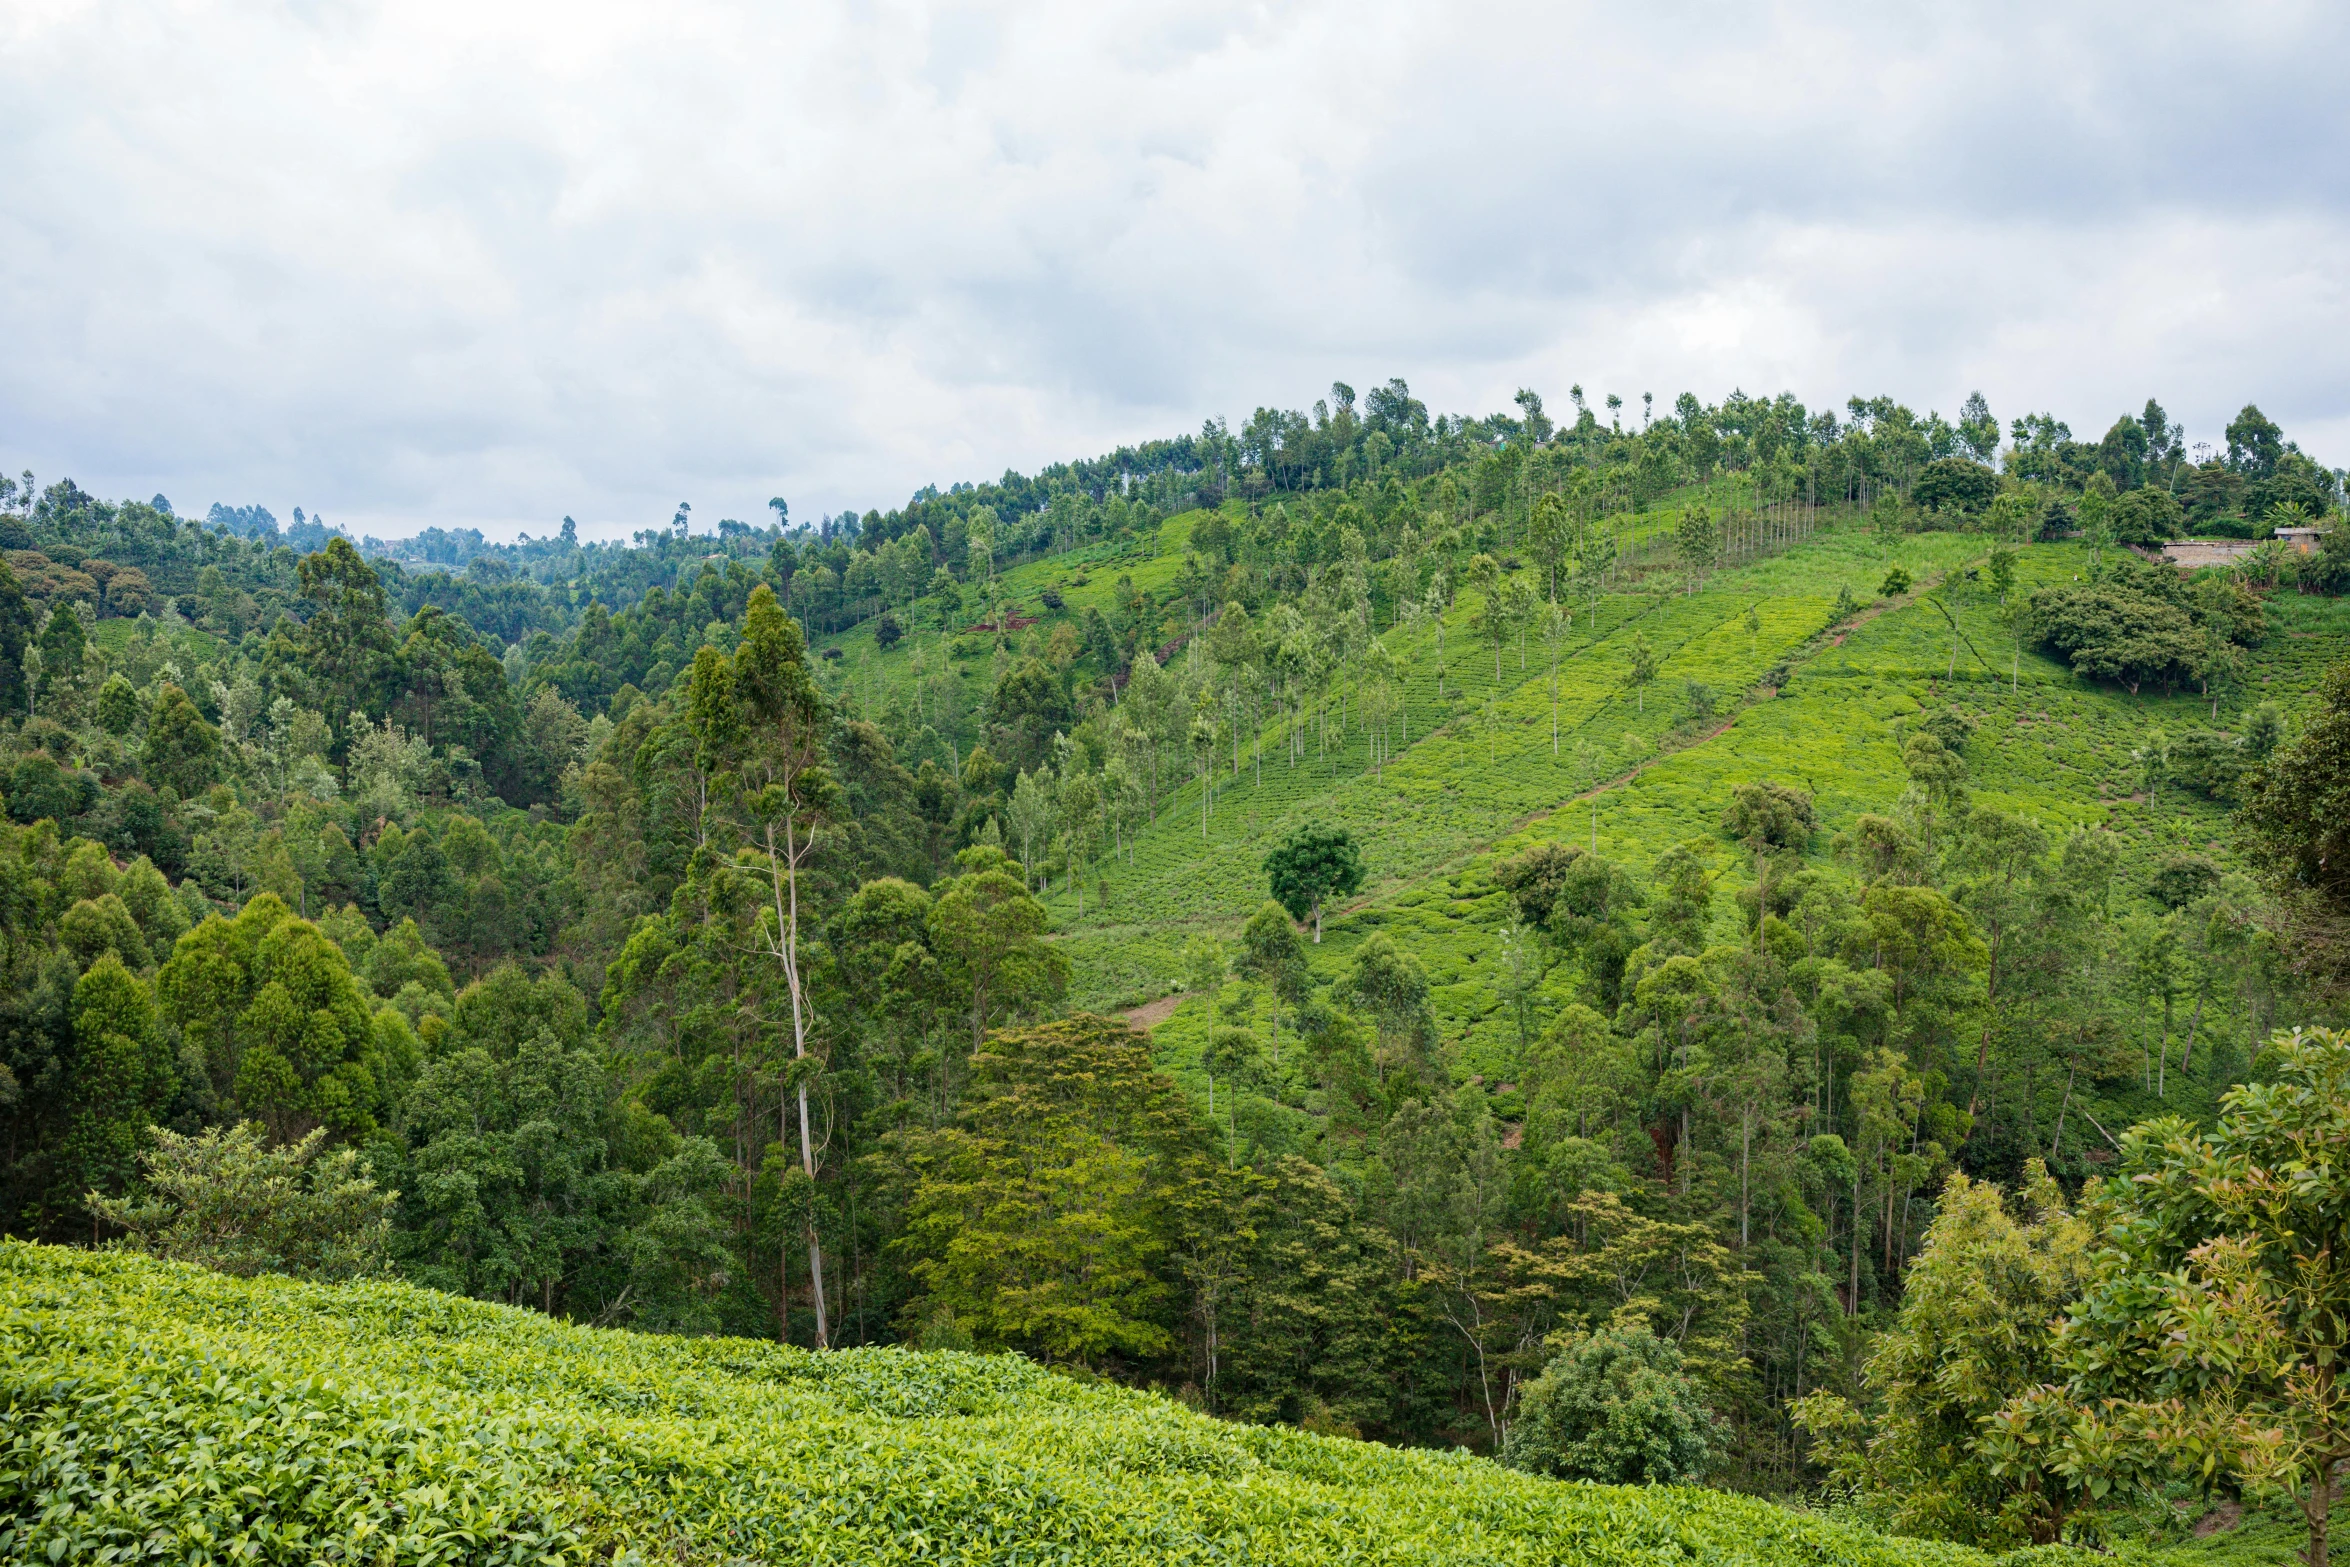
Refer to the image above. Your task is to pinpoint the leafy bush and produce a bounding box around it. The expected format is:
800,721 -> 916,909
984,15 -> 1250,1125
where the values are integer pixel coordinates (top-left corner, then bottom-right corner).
1793,1168 -> 2092,1550
0,1243 -> 2062,1567
1912,458 -> 1996,517
2301,523 -> 2350,596
2147,854 -> 2221,910
1917,708 -> 1976,754
1720,780 -> 1814,850
2028,571 -> 2207,695
2166,727 -> 2245,799
1501,1325 -> 1717,1486
1879,566 -> 1912,597
89,1121 -> 393,1281
2109,487 -> 2184,547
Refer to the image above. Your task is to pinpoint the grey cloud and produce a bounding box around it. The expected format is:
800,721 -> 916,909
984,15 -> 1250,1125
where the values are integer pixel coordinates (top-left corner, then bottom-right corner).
2,0 -> 2345,541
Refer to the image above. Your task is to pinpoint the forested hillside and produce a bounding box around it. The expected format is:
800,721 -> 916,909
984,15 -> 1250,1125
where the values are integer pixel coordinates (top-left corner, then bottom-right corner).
2,380 -> 2347,1559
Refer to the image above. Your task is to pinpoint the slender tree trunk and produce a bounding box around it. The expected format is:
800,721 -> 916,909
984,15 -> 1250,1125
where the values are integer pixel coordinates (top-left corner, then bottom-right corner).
1849,1156 -> 1863,1315
1740,1110 -> 1752,1249
2158,991 -> 2174,1098
2304,1458 -> 2335,1567
770,817 -> 830,1350
2051,1056 -> 2077,1161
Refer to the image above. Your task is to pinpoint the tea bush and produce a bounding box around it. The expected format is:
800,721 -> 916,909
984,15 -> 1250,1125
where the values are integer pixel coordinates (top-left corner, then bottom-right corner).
0,1241 -> 2087,1566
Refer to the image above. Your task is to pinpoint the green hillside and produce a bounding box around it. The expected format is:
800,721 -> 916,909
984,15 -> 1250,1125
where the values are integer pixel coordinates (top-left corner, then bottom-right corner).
7,389 -> 2349,1563
0,1241 -> 2086,1567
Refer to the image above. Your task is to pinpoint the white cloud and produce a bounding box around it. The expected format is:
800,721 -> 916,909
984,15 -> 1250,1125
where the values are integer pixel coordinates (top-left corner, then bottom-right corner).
2,0 -> 2345,540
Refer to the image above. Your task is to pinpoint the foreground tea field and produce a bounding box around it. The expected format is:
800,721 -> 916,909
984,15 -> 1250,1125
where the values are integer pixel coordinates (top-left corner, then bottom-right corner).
1,1243 -> 2101,1567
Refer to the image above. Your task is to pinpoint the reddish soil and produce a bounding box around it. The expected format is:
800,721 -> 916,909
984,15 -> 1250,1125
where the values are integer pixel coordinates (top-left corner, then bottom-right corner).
962,612 -> 1038,634
1123,995 -> 1184,1033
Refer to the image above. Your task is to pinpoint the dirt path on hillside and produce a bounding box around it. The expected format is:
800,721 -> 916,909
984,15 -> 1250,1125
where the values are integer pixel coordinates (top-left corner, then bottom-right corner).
1122,994 -> 1184,1032
1322,560 -> 1977,921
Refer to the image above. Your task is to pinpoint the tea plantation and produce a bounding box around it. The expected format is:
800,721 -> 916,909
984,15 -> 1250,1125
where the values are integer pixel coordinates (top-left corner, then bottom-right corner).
0,1241 -> 2117,1567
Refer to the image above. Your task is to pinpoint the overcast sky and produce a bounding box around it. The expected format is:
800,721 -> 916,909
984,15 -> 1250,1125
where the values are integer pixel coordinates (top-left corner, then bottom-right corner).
4,1 -> 2346,543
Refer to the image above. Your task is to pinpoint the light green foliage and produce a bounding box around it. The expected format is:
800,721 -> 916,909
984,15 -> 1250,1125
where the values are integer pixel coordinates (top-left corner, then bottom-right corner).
2009,1028 -> 2350,1567
89,1121 -> 391,1281
59,892 -> 148,970
891,1015 -> 1203,1366
361,914 -> 454,1000
0,1242 -> 2099,1567
156,893 -> 389,1140
116,854 -> 186,953
1504,1325 -> 1718,1485
58,952 -> 175,1213
1795,1167 -> 2093,1549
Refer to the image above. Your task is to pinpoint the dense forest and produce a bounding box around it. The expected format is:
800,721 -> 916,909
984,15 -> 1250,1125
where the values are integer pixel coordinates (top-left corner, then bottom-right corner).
3,379 -> 2348,1556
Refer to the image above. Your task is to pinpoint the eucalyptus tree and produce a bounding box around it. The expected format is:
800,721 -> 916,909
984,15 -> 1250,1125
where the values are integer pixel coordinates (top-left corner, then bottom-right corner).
1537,601 -> 1571,753
1424,578 -> 1451,700
686,584 -> 840,1347
1005,768 -> 1058,890
1468,554 -> 1512,684
1528,492 -> 1571,602
1359,638 -> 1403,778
1625,632 -> 1659,714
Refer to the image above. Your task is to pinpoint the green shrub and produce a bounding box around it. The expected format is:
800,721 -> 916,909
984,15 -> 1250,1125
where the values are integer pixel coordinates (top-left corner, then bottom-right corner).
89,1122 -> 393,1281
1501,1325 -> 1717,1486
0,1243 -> 2086,1567
2110,488 -> 2185,547
1918,708 -> 1976,754
2148,854 -> 2222,910
2166,727 -> 2245,799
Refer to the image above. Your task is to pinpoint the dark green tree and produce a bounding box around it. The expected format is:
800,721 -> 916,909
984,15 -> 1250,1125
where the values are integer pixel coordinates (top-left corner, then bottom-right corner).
1264,823 -> 1364,943
141,684 -> 221,797
2111,487 -> 2185,546
2241,657 -> 2350,983
93,674 -> 140,736
1913,457 -> 1995,515
1501,1325 -> 1717,1485
58,951 -> 175,1219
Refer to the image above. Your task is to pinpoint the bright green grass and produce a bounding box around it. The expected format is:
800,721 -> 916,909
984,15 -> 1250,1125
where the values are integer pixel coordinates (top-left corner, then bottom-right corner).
1084,534 -> 2345,1154
816,511 -> 1203,718
0,1242 -> 2121,1566
1054,526 -> 2007,1017
86,614 -> 225,663
1063,526 -> 1991,942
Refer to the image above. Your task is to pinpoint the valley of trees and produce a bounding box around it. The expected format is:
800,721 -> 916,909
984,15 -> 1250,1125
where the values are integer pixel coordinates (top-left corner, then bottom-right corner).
3,379 -> 2348,1558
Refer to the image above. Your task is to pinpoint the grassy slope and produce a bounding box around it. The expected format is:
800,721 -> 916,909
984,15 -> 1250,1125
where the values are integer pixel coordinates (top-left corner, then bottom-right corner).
814,508 -> 2348,1105
87,614 -> 227,664
835,519 -> 2346,1165
815,514 -> 1205,723
2,1242 -> 2092,1566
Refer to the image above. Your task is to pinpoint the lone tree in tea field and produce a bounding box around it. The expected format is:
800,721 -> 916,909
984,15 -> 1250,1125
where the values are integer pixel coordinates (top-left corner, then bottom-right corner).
1264,823 -> 1365,943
